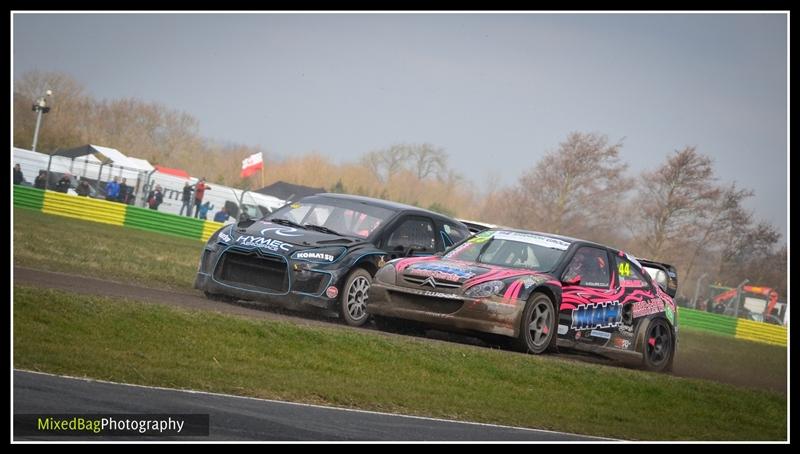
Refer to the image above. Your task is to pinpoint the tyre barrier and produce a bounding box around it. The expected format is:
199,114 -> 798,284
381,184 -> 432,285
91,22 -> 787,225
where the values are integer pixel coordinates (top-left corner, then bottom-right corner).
14,185 -> 224,242
679,307 -> 787,347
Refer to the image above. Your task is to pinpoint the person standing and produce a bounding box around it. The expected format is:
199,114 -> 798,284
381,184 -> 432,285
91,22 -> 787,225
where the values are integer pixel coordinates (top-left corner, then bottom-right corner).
198,201 -> 213,220
179,181 -> 193,216
76,178 -> 91,197
106,176 -> 120,201
118,177 -> 129,203
147,185 -> 164,210
55,173 -> 72,193
193,177 -> 211,218
34,170 -> 47,189
13,164 -> 25,185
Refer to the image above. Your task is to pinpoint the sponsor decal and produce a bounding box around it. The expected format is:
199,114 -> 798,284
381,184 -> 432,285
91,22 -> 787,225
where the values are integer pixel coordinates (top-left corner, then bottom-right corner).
571,300 -> 621,330
522,275 -> 546,289
218,232 -> 231,243
294,251 -> 335,262
664,303 -> 675,324
557,324 -> 569,335
290,203 -> 301,209
492,231 -> 571,250
235,235 -> 293,252
260,226 -> 303,237
620,279 -> 646,288
613,337 -> 632,349
617,323 -> 634,338
407,263 -> 476,282
632,298 -> 665,318
326,286 -> 339,299
590,329 -> 611,340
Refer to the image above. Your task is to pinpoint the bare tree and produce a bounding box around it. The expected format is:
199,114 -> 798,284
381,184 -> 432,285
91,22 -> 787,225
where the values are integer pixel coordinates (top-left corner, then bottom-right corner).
682,182 -> 754,281
515,132 -> 630,238
409,143 -> 448,180
633,146 -> 720,260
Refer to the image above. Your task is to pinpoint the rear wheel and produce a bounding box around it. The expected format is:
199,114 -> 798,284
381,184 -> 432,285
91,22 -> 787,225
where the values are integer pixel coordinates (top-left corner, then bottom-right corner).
339,268 -> 372,327
642,318 -> 675,372
513,292 -> 558,354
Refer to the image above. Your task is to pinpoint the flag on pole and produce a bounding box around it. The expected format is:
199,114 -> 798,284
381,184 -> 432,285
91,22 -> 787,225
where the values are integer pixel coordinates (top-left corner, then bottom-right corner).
241,152 -> 263,178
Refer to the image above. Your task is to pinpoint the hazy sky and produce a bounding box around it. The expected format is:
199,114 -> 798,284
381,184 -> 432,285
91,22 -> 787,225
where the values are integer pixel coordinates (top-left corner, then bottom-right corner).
13,12 -> 788,238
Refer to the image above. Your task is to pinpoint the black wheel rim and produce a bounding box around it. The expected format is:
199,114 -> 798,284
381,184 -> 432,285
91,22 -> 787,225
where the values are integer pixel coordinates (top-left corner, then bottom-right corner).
527,300 -> 552,348
646,321 -> 671,365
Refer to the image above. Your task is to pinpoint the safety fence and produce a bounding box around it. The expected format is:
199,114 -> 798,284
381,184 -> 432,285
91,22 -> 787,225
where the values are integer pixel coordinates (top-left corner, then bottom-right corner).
14,185 -> 224,242
679,307 -> 787,347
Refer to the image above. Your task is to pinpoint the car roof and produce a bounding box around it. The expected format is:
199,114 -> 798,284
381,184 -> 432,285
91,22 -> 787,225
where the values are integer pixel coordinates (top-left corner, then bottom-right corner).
484,227 -> 614,251
306,193 -> 463,222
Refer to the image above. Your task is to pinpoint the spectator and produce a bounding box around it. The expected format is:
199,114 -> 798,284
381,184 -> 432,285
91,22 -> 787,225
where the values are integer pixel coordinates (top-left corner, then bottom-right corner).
13,164 -> 25,185
198,201 -> 213,220
193,177 -> 211,218
106,176 -> 120,201
118,177 -> 129,203
34,170 -> 47,189
213,206 -> 229,223
76,179 -> 91,197
147,185 -> 164,210
55,174 -> 72,193
179,181 -> 193,216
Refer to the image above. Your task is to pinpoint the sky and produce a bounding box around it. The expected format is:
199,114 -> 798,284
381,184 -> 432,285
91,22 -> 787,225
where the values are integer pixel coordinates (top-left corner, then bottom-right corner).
12,12 -> 788,239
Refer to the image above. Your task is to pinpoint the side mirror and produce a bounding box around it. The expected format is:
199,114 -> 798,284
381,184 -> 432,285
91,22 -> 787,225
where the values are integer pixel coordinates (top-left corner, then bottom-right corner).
562,275 -> 582,286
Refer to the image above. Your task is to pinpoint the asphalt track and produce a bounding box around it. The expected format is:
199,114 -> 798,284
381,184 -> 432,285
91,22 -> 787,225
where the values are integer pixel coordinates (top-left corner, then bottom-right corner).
13,370 -> 608,441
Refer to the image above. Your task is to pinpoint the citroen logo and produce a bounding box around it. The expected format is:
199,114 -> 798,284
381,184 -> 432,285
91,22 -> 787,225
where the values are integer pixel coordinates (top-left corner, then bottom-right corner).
421,277 -> 438,288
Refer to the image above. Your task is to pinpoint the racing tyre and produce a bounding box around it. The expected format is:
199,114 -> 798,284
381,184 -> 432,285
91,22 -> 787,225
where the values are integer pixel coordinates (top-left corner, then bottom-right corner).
340,268 -> 372,327
641,318 -> 675,373
513,292 -> 558,354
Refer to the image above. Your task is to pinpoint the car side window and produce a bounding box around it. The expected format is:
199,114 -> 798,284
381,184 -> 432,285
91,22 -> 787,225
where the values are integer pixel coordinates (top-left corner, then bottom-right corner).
562,247 -> 611,288
440,221 -> 468,247
614,255 -> 650,289
386,218 -> 437,252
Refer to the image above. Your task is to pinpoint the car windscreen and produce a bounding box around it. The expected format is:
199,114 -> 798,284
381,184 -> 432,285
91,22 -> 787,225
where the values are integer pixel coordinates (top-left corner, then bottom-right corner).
445,230 -> 570,272
269,199 -> 395,239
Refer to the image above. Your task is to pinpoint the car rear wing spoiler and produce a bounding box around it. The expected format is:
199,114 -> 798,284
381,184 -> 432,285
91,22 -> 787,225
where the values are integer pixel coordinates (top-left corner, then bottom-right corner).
638,259 -> 678,298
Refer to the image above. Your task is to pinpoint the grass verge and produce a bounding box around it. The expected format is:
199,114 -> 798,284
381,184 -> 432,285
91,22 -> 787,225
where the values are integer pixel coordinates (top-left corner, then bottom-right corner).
14,207 -> 202,291
14,286 -> 787,441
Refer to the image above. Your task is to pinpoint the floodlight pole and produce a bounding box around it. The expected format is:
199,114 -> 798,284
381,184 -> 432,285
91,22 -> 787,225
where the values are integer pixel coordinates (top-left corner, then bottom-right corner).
31,90 -> 53,152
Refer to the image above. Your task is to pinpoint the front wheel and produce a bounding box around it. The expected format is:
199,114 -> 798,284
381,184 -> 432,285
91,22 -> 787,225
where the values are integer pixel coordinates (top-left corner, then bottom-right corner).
641,318 -> 675,372
339,268 -> 372,327
513,292 -> 558,354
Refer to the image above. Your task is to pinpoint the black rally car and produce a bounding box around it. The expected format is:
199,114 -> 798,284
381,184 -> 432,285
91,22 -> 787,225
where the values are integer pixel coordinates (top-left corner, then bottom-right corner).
194,193 -> 470,326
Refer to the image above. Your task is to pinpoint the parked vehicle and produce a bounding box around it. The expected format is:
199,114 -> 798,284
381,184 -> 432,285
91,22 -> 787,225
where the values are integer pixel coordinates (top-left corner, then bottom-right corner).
367,228 -> 679,372
194,193 -> 471,326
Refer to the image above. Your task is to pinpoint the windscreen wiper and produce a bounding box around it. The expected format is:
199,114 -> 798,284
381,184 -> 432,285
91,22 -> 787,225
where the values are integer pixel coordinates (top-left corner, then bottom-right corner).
270,218 -> 306,229
304,224 -> 343,236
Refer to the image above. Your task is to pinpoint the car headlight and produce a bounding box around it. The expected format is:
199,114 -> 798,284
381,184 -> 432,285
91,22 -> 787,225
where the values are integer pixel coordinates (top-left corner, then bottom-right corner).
375,264 -> 397,285
465,280 -> 505,298
291,247 -> 346,264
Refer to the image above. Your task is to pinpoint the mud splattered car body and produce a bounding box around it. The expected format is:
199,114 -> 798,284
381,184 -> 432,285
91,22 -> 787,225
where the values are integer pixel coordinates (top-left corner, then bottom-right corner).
367,228 -> 679,371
